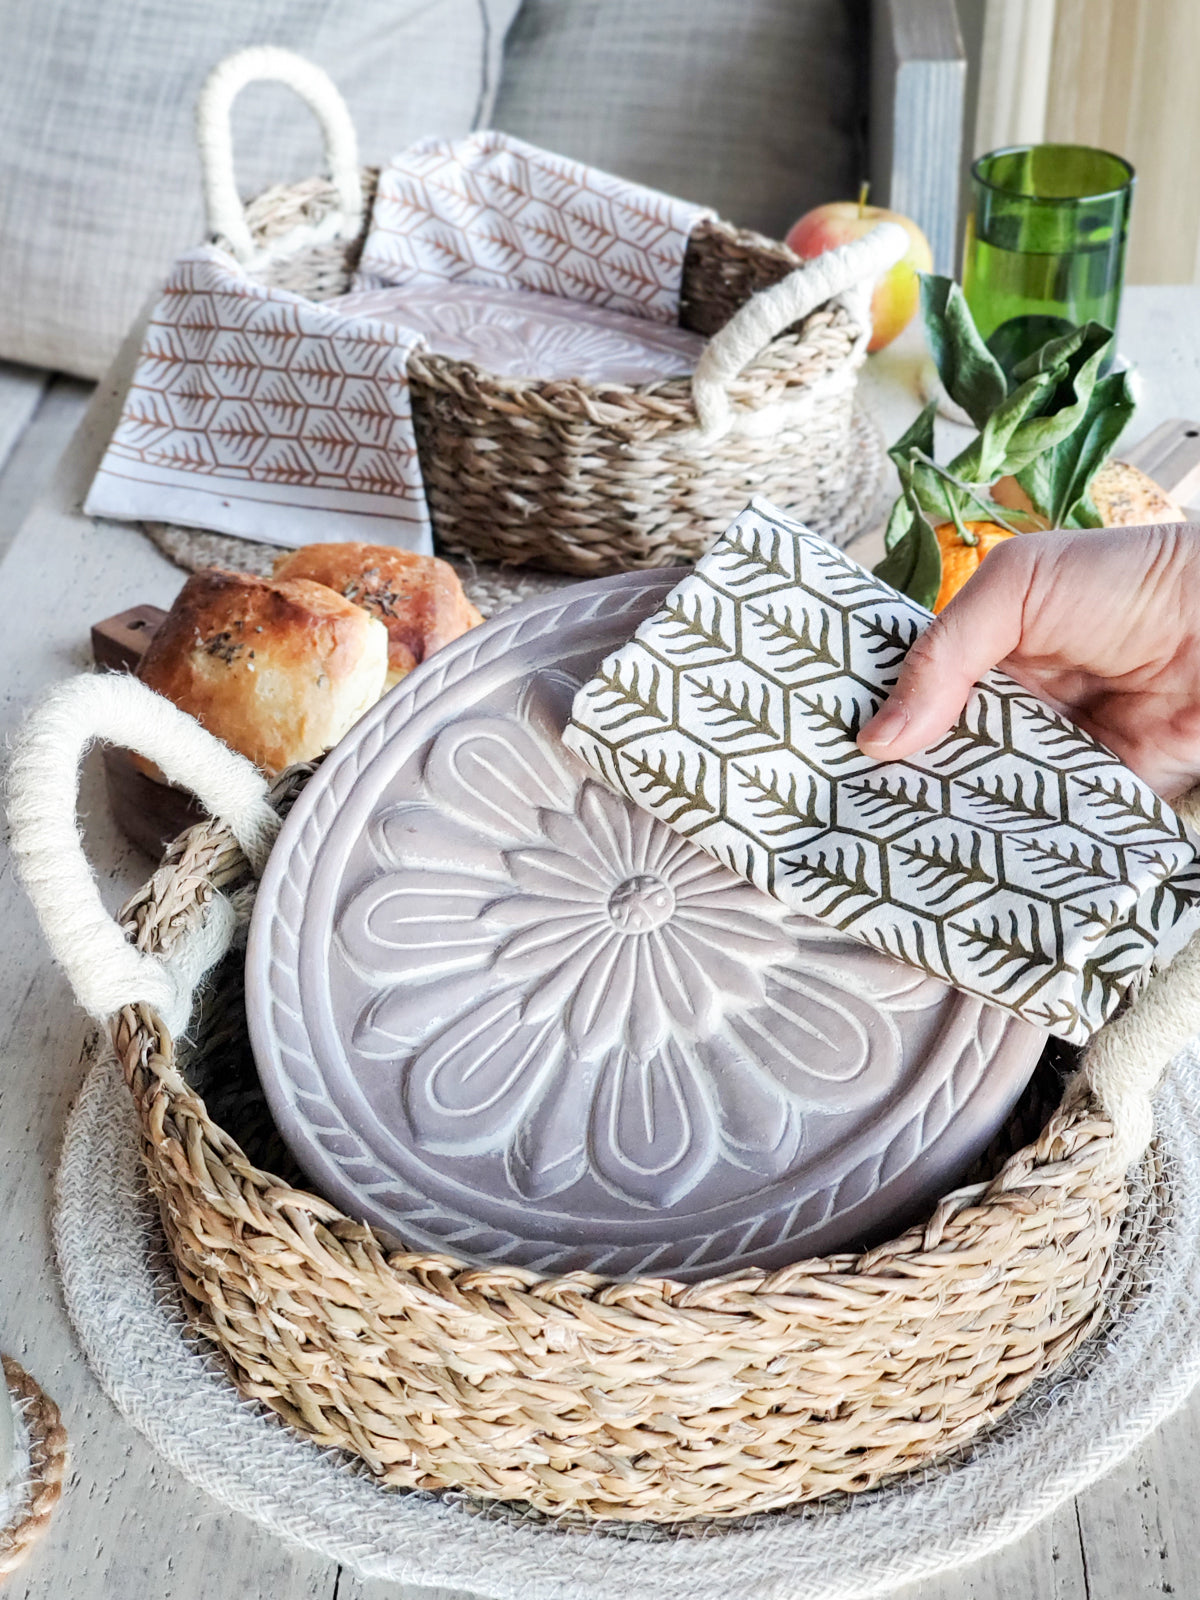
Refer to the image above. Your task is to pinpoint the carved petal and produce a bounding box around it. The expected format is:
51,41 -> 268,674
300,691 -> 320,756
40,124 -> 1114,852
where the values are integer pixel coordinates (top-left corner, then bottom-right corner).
493,916 -> 605,977
352,968 -> 500,1055
519,928 -> 610,1022
422,716 -> 574,840
693,1032 -> 804,1175
564,935 -> 640,1055
589,1042 -> 719,1208
724,968 -> 902,1112
539,790 -> 626,883
503,846 -> 608,903
674,902 -> 796,964
403,991 -> 559,1156
370,803 -> 511,878
338,871 -> 496,978
624,940 -> 671,1058
646,927 -> 718,1034
506,1055 -> 593,1199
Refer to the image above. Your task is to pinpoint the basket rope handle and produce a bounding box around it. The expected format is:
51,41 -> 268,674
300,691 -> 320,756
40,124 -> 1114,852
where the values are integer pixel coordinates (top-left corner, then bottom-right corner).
1083,780 -> 1200,1169
196,45 -> 363,267
6,674 -> 279,1033
690,221 -> 910,438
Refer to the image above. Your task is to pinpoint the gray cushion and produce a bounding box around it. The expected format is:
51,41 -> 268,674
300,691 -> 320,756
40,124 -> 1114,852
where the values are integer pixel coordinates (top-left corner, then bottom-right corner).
0,0 -> 521,378
493,0 -> 864,244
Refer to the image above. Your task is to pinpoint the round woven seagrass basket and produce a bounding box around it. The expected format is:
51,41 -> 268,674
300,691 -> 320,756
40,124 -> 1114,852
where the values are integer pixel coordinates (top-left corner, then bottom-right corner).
179,51 -> 899,576
12,673 -> 1200,1526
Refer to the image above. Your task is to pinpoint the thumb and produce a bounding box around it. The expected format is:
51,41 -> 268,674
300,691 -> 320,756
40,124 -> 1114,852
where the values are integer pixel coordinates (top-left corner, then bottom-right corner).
857,546 -> 1029,761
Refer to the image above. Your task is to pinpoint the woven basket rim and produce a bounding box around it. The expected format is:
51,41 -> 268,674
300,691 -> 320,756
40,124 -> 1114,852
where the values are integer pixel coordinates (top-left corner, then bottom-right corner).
228,171 -> 864,420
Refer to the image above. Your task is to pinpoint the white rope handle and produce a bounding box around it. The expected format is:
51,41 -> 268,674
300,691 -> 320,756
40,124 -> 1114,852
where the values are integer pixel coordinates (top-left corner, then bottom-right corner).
690,221 -> 910,439
1082,789 -> 1200,1170
6,675 -> 280,1032
196,45 -> 363,266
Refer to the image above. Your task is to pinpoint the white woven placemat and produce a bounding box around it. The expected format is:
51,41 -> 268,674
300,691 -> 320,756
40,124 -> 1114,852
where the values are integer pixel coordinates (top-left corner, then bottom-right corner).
55,1045 -> 1200,1600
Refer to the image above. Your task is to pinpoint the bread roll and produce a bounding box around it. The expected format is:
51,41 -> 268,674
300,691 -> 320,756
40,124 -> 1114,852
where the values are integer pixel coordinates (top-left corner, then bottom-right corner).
992,460 -> 1185,528
272,543 -> 482,689
1090,458 -> 1186,526
137,568 -> 388,776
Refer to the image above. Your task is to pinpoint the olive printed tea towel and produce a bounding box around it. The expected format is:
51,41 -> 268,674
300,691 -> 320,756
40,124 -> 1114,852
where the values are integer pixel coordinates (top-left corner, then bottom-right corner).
563,499 -> 1200,1043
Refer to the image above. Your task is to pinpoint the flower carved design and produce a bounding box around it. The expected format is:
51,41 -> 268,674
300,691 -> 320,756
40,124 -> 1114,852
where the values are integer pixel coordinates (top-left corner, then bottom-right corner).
337,675 -> 930,1212
332,282 -> 707,385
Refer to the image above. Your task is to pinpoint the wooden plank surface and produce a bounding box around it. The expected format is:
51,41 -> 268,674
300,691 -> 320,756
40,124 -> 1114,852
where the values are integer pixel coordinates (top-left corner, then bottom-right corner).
0,289 -> 1199,1598
0,375 -> 90,566
0,364 -> 49,475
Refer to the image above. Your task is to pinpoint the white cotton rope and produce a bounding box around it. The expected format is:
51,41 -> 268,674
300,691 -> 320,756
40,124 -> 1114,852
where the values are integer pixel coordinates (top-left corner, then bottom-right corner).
1080,787 -> 1200,1169
6,674 -> 279,1030
690,223 -> 909,439
195,46 -> 363,266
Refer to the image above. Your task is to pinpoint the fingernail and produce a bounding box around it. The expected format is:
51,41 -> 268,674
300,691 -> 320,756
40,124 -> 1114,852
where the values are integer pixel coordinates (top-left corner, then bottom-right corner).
858,702 -> 909,751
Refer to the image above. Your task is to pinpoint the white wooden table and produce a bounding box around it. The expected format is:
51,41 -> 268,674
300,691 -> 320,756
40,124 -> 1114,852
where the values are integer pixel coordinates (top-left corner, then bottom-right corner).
2,289 -> 1200,1598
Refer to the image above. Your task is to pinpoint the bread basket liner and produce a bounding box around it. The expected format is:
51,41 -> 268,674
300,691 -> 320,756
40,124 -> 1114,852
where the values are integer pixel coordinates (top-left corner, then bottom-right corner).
83,47 -> 900,574
11,661 -> 1200,1524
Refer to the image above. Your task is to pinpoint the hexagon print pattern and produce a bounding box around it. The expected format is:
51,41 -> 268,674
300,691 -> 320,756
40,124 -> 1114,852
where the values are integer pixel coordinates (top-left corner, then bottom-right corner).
564,498 -> 1200,1043
86,246 -> 431,550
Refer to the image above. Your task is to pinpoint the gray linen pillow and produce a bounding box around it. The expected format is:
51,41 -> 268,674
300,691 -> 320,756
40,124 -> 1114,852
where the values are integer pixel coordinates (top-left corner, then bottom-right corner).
493,0 -> 865,244
0,0 -> 520,378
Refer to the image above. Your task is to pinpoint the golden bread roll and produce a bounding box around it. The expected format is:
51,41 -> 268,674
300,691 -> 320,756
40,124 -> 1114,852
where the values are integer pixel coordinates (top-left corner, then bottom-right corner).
991,460 -> 1185,528
137,568 -> 388,776
272,543 -> 483,689
1089,458 -> 1186,526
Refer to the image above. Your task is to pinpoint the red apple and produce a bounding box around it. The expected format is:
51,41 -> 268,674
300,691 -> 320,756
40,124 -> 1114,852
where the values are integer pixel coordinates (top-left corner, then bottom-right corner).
785,188 -> 933,353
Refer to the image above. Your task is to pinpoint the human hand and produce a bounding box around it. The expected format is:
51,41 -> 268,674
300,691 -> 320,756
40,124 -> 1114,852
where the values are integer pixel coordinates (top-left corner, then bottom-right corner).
856,525 -> 1200,799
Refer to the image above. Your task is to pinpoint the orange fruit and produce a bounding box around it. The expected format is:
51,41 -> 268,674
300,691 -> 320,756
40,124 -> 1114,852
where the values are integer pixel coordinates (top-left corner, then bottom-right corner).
933,521 -> 1016,613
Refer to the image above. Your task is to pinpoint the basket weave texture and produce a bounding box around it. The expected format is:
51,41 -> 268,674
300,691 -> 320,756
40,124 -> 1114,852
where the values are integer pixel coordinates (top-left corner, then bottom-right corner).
0,1359 -> 67,1582
224,171 -> 872,574
108,766 -> 1131,1525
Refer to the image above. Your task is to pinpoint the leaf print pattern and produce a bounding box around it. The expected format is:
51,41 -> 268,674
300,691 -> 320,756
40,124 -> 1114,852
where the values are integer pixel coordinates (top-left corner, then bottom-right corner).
87,134 -> 709,549
564,498 -> 1200,1043
356,131 -> 711,324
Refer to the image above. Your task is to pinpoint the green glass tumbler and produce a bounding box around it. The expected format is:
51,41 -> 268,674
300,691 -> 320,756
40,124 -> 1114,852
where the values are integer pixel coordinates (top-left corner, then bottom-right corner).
962,144 -> 1134,378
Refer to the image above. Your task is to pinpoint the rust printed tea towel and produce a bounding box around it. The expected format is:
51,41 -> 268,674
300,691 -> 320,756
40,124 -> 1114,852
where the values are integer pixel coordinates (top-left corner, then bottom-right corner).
85,247 -> 431,550
353,131 -> 712,323
86,135 -> 710,550
564,500 -> 1200,1043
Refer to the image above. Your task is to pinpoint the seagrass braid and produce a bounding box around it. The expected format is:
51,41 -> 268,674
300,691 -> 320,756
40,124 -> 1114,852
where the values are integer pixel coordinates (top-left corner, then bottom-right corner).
8,668 -> 1182,1519
0,1359 -> 67,1580
100,769 -> 1133,1521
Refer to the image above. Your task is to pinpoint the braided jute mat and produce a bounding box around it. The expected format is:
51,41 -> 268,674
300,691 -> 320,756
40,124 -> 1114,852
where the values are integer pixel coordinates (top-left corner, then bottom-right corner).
0,1360 -> 67,1584
54,1037 -> 1200,1599
139,408 -> 887,609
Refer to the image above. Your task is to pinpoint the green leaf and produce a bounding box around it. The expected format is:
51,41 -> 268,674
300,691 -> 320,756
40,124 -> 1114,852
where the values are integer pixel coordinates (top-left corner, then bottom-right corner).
883,490 -> 915,552
997,324 -> 1115,480
921,275 -> 1009,428
874,491 -> 941,611
1011,321 -> 1103,387
887,399 -> 938,474
1016,368 -> 1136,526
948,368 -> 1058,483
901,449 -> 1022,532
